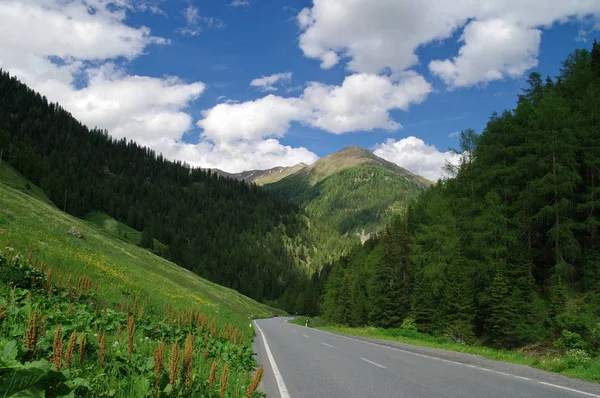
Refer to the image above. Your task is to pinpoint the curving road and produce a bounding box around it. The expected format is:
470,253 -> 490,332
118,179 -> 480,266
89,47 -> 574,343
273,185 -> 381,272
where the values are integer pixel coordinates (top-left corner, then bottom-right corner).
252,317 -> 600,398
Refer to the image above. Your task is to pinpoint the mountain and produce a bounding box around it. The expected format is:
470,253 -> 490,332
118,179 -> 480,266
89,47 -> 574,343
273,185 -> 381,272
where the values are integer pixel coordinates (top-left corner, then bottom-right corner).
290,146 -> 431,189
266,146 -> 431,239
231,163 -> 308,185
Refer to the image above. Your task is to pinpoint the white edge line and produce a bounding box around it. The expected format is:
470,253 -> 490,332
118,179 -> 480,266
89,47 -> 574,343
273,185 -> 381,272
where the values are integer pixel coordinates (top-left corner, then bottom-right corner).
254,321 -> 291,398
307,327 -> 600,398
538,382 -> 600,398
360,357 -> 387,369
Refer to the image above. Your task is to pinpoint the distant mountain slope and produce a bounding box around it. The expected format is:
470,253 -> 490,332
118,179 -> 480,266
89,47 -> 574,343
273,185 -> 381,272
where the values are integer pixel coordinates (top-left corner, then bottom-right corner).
232,163 -> 308,185
266,146 -> 430,237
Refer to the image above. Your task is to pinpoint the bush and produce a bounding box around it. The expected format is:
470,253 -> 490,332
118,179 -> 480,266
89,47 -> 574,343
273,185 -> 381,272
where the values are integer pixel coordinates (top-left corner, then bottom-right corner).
0,247 -> 46,289
555,330 -> 586,351
400,317 -> 418,332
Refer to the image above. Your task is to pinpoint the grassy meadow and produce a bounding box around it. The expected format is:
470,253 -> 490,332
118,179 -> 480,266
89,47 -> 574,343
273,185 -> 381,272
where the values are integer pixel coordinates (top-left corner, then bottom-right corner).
0,165 -> 279,396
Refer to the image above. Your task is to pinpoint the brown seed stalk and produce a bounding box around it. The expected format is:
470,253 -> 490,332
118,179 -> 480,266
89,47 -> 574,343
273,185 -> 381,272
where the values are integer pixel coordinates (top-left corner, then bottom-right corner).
24,309 -> 40,356
79,332 -> 86,364
219,362 -> 230,398
208,360 -> 217,389
51,325 -> 63,370
127,315 -> 135,358
99,336 -> 106,367
65,331 -> 78,368
182,333 -> 195,388
168,340 -> 181,387
153,340 -> 165,391
245,366 -> 264,398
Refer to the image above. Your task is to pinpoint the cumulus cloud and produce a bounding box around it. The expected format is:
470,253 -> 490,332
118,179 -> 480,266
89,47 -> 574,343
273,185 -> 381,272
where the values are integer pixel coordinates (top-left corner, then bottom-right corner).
297,0 -> 600,87
303,72 -> 431,134
198,95 -> 310,145
250,72 -> 293,92
373,137 -> 461,181
429,19 -> 541,87
199,72 -> 432,145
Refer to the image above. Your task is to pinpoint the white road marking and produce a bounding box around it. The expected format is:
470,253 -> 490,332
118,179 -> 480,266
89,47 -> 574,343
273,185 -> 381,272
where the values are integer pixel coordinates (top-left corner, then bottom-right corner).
321,342 -> 334,348
307,327 -> 600,397
254,321 -> 290,398
361,357 -> 387,369
302,334 -> 309,338
292,330 -> 296,333
538,382 -> 600,398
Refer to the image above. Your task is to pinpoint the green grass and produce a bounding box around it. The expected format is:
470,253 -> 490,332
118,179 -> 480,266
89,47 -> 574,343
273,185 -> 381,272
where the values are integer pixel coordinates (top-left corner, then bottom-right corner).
0,180 -> 280,329
0,162 -> 53,205
0,174 -> 278,396
83,211 -> 143,246
297,318 -> 600,383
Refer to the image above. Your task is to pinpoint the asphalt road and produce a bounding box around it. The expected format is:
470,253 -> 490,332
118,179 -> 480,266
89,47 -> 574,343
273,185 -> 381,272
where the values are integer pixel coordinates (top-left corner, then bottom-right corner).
252,317 -> 600,398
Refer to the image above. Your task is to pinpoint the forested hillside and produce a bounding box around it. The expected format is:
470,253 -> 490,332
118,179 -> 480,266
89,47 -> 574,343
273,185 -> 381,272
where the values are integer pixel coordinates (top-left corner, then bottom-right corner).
0,70 -> 307,303
314,43 -> 600,351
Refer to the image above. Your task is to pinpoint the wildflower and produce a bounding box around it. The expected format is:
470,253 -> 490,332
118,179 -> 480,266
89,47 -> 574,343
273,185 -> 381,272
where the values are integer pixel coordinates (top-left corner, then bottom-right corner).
112,341 -> 119,348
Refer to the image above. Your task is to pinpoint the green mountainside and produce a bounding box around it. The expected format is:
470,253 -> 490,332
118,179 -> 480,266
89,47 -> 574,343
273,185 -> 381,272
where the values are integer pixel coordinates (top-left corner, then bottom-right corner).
266,146 -> 430,237
0,167 -> 278,396
312,43 -> 600,358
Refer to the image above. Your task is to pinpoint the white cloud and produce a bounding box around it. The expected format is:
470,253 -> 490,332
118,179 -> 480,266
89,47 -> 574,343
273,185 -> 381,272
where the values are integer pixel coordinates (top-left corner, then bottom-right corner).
250,72 -> 293,92
230,0 -> 250,7
0,0 -> 319,173
198,72 -> 432,144
429,20 -> 541,87
198,95 -> 309,145
373,137 -> 461,181
303,72 -> 431,134
448,131 -> 460,138
178,5 -> 225,36
158,139 -> 318,173
297,0 -> 600,87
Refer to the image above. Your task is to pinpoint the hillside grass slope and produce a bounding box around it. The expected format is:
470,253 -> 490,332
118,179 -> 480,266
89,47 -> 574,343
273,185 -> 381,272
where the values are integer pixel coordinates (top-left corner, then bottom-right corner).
0,166 -> 278,396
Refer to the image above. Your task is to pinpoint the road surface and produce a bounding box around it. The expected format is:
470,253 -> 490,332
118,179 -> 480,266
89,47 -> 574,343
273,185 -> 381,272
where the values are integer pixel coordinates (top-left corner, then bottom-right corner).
252,317 -> 600,398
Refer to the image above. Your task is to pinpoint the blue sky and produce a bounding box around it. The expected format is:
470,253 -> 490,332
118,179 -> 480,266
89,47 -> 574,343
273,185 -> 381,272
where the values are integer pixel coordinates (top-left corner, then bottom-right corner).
0,0 -> 598,179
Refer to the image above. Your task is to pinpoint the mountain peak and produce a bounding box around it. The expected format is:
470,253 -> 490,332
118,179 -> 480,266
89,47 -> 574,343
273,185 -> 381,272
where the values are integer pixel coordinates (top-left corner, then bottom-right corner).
286,145 -> 432,189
